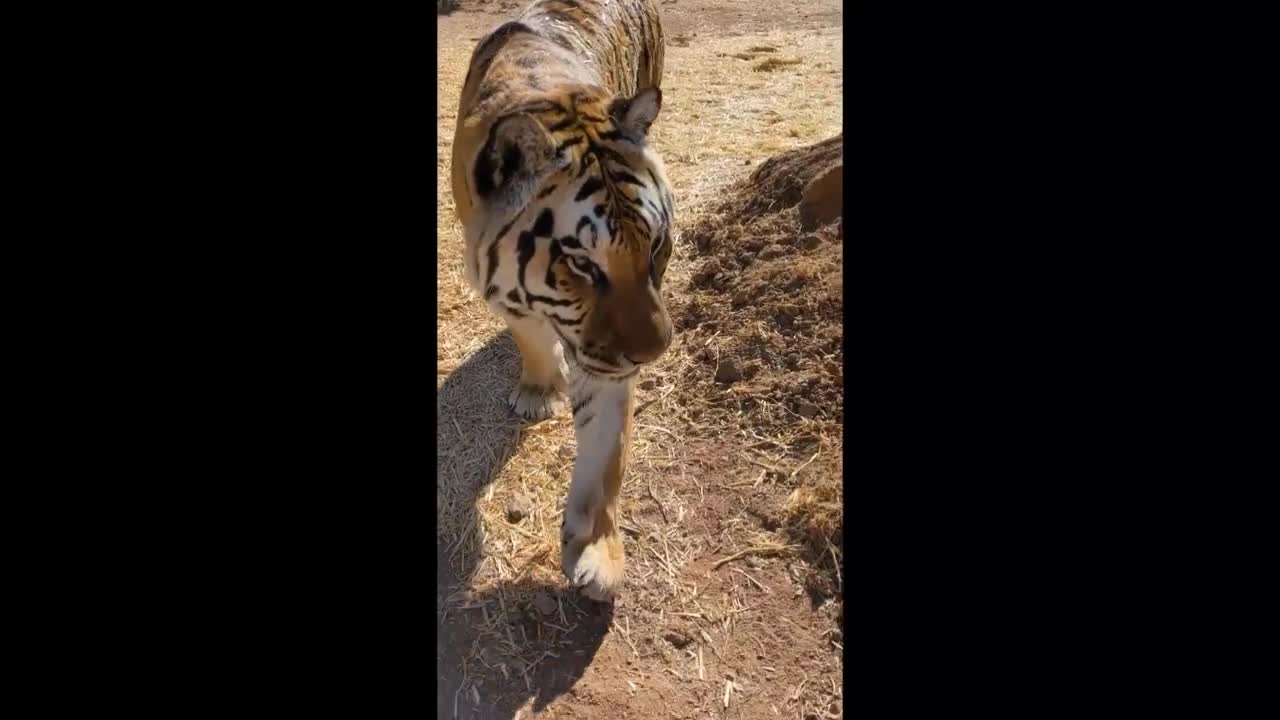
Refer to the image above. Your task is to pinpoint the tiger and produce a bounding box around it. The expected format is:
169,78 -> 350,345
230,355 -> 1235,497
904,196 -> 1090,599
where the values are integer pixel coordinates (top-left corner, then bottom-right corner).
449,0 -> 674,602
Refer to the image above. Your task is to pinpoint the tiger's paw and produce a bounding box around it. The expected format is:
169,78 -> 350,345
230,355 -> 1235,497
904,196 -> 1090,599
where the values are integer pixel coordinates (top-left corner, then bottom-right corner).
508,383 -> 565,422
562,526 -> 625,603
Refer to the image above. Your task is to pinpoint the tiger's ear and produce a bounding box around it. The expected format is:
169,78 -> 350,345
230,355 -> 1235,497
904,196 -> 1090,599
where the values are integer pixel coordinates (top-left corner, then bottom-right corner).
608,87 -> 662,143
475,112 -> 564,202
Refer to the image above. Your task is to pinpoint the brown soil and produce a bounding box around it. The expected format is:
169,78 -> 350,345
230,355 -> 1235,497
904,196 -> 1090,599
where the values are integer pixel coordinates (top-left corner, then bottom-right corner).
437,3 -> 843,718
670,135 -> 844,450
669,133 -> 845,606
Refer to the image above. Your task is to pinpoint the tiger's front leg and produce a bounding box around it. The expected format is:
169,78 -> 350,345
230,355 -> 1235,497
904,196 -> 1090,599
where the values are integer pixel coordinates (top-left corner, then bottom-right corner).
560,371 -> 635,602
505,314 -> 570,422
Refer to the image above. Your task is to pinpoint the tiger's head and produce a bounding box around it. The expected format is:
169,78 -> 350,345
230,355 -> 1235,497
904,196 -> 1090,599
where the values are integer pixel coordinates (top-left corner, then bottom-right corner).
471,86 -> 675,380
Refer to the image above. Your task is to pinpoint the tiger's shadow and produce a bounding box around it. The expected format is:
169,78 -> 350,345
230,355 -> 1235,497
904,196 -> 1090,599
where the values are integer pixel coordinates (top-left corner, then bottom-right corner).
437,331 -> 612,718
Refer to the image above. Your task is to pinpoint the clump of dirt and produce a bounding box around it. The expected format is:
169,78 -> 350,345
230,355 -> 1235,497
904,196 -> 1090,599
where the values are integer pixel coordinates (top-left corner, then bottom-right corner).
754,57 -> 804,72
720,134 -> 842,223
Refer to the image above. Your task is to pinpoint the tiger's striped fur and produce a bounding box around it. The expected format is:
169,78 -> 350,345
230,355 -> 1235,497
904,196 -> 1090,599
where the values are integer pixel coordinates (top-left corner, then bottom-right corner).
450,0 -> 673,601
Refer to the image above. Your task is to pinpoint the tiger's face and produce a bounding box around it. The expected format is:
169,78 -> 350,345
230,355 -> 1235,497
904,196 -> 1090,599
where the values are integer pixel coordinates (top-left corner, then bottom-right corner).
473,87 -> 675,379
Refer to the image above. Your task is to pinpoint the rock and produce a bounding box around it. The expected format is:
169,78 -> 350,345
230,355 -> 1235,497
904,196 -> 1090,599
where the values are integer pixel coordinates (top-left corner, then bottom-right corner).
533,592 -> 557,616
796,401 -> 820,418
793,432 -> 820,450
506,492 -> 533,523
758,244 -> 787,261
799,162 -> 843,231
741,134 -> 842,215
693,258 -> 722,283
480,645 -> 505,666
663,630 -> 692,648
715,359 -> 742,383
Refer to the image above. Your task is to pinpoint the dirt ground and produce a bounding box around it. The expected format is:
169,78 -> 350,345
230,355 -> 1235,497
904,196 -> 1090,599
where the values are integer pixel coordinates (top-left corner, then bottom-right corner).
437,2 -> 843,717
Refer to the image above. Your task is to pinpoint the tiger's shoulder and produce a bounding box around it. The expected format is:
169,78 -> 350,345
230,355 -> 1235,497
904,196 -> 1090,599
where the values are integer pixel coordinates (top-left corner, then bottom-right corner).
459,0 -> 663,124
450,0 -> 666,230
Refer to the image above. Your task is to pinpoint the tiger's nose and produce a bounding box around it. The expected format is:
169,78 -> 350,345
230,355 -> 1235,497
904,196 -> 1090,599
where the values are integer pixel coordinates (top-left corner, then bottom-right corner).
618,306 -> 672,364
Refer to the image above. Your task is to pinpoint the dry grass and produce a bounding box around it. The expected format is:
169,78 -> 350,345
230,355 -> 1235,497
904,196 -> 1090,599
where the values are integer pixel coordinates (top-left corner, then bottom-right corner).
783,464 -> 843,596
437,9 -> 842,715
